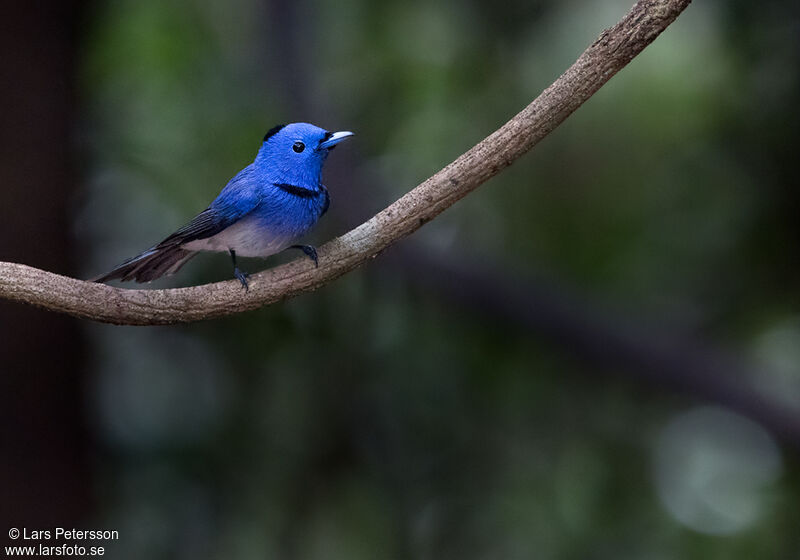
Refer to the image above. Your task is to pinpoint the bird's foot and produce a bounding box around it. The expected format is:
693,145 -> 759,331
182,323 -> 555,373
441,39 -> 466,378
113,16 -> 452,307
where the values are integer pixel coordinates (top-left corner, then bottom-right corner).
234,267 -> 250,291
291,244 -> 318,268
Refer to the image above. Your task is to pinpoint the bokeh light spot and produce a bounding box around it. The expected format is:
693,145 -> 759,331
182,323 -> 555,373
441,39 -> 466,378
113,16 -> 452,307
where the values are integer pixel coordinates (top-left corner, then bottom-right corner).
653,406 -> 782,535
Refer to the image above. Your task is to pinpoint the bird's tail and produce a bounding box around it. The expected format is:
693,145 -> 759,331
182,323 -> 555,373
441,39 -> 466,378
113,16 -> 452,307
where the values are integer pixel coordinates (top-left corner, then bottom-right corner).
91,245 -> 198,284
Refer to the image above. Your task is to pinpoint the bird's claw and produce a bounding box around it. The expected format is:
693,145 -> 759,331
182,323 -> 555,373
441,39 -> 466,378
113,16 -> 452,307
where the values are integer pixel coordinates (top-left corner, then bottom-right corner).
234,267 -> 250,291
292,244 -> 318,268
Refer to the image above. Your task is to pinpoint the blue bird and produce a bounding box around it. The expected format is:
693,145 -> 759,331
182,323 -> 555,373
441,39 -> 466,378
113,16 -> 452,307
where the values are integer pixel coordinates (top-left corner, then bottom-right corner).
92,123 -> 353,289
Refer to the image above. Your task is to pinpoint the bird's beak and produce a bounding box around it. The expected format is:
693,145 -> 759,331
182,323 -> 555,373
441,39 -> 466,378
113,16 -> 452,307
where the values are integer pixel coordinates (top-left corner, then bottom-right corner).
319,130 -> 354,150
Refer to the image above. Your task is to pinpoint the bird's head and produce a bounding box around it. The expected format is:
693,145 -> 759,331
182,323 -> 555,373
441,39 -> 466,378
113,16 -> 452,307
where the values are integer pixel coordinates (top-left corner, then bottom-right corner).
255,122 -> 354,188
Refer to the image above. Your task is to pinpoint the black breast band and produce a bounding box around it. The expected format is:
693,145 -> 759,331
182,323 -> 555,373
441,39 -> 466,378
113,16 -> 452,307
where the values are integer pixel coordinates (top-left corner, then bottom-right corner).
274,183 -> 319,198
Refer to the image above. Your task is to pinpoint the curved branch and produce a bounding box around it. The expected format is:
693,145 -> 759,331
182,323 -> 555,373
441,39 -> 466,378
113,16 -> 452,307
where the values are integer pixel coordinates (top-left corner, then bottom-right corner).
0,0 -> 692,325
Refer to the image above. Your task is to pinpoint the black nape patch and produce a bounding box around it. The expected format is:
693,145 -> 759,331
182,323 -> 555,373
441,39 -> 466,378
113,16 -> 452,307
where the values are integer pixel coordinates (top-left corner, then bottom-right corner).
263,124 -> 286,142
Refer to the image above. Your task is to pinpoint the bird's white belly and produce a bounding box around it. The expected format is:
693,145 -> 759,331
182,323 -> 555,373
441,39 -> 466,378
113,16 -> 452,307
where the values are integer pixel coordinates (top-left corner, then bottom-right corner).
182,215 -> 294,257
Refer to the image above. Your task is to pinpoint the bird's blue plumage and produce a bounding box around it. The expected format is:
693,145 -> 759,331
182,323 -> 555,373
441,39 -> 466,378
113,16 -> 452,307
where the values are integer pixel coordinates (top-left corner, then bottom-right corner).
92,122 -> 353,287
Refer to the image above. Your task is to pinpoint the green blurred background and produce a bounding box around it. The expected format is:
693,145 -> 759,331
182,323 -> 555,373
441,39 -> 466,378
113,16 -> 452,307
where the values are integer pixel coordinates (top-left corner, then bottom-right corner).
1,0 -> 799,558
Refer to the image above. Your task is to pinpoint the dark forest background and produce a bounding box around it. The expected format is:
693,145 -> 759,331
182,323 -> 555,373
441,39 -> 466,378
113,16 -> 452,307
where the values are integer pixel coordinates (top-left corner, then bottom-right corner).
1,0 -> 799,558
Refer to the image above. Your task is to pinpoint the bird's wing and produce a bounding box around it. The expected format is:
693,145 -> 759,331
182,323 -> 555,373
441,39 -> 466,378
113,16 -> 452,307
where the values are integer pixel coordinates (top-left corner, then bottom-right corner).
159,166 -> 262,247
159,207 -> 233,246
91,166 -> 262,284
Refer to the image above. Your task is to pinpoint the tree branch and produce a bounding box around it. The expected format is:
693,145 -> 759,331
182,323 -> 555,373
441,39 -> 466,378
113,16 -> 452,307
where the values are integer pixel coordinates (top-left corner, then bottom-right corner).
0,0 -> 692,325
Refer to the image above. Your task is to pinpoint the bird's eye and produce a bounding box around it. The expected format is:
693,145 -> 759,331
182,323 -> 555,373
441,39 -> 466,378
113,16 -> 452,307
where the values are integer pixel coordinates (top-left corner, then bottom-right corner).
292,141 -> 305,153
